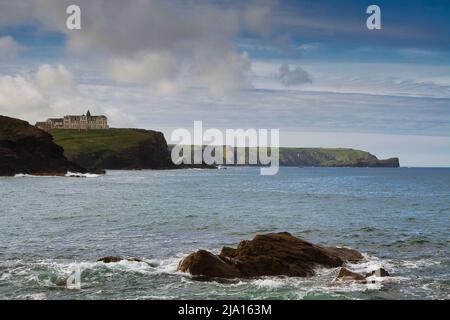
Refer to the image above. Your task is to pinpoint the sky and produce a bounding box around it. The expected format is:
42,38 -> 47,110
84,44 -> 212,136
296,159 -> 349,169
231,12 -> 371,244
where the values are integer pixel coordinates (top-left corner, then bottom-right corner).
0,0 -> 449,166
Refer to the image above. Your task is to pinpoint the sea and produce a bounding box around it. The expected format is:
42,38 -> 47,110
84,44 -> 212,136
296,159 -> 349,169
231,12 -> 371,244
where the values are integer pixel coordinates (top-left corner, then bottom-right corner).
0,167 -> 449,300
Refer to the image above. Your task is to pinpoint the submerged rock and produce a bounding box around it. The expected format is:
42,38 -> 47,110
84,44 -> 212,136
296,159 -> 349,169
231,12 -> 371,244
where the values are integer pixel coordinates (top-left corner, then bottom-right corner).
178,232 -> 363,279
335,267 -> 391,283
97,256 -> 158,267
366,268 -> 390,277
335,267 -> 367,283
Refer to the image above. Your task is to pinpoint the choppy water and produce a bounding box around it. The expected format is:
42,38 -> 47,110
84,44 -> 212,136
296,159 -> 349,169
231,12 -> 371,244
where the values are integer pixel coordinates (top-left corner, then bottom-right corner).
0,167 -> 449,300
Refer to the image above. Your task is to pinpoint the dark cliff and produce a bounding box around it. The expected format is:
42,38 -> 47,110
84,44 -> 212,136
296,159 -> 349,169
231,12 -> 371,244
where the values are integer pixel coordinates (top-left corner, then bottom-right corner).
50,128 -> 174,170
0,116 -> 89,176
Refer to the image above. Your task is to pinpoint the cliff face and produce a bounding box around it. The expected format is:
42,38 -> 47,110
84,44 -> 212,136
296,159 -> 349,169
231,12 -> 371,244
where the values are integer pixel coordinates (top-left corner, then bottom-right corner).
169,145 -> 400,168
50,128 -> 174,170
0,116 -> 88,176
276,148 -> 400,167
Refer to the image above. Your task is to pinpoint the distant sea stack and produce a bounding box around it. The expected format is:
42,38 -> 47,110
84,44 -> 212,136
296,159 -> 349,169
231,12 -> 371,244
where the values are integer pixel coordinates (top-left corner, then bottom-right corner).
0,115 -> 96,176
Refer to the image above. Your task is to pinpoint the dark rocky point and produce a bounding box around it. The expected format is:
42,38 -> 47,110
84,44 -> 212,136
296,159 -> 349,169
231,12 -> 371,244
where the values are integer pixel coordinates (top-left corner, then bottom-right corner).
0,115 -> 100,176
178,232 -> 363,279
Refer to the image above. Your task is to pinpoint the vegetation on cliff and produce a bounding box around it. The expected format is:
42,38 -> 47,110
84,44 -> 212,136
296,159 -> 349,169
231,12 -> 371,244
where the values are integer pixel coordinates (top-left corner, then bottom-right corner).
50,128 -> 174,170
169,145 -> 400,168
49,128 -> 399,169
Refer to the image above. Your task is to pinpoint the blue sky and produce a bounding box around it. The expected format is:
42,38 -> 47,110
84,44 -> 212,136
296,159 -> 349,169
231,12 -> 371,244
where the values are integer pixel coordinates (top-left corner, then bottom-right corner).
0,0 -> 449,166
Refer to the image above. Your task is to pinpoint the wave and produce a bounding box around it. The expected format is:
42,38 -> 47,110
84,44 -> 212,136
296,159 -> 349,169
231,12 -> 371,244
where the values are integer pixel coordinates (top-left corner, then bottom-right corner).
13,172 -> 101,178
1,251 -> 445,299
65,172 -> 101,178
14,174 -> 60,178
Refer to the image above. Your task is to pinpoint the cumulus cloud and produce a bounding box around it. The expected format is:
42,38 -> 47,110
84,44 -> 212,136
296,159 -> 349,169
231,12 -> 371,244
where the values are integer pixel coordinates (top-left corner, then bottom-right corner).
243,0 -> 277,37
192,51 -> 253,96
1,0 -> 278,96
0,64 -> 79,122
0,74 -> 48,120
0,36 -> 22,60
278,64 -> 312,86
106,52 -> 177,83
35,64 -> 74,90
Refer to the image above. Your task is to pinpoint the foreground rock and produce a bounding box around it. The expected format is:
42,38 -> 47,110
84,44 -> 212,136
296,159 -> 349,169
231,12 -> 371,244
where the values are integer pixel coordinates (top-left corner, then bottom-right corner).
0,115 -> 100,176
178,232 -> 363,279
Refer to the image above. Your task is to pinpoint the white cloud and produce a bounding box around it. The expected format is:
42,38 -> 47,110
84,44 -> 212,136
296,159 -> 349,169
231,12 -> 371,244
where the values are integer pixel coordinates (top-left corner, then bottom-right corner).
106,52 -> 177,84
0,74 -> 48,120
4,0 -> 278,96
243,0 -> 276,37
192,51 -> 253,96
35,64 -> 74,90
278,64 -> 312,86
0,64 -> 78,122
0,36 -> 22,60
252,60 -> 450,98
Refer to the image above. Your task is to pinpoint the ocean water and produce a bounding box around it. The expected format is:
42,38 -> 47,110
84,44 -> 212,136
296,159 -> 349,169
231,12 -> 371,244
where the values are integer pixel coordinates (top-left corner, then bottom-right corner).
0,167 -> 449,300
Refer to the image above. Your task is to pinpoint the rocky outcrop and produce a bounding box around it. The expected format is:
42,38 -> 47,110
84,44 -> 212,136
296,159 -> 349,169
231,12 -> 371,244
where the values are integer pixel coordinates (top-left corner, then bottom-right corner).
178,232 -> 363,279
0,115 -> 94,176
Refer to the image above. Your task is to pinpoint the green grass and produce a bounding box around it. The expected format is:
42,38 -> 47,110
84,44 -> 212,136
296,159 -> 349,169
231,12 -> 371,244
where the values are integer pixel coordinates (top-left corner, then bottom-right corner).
0,115 -> 47,140
168,145 -> 377,166
49,129 -> 156,158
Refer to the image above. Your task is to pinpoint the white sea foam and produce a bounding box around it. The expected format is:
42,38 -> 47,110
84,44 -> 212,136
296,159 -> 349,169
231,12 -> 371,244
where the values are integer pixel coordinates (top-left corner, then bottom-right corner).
17,293 -> 47,300
252,278 -> 286,289
14,173 -> 58,178
65,171 -> 101,178
13,172 -> 101,178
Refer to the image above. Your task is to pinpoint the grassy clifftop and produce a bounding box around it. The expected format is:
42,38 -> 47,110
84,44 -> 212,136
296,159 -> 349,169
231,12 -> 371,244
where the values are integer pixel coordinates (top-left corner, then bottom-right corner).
169,145 -> 400,167
277,147 -> 379,167
49,128 -> 399,169
50,128 -> 173,169
0,116 -> 48,141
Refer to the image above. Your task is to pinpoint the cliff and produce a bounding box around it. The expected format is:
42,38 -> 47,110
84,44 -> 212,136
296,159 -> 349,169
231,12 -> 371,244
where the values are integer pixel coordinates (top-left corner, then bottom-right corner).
169,145 -> 400,168
49,128 -> 399,170
276,147 -> 399,167
50,128 -> 174,170
0,116 -> 90,176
